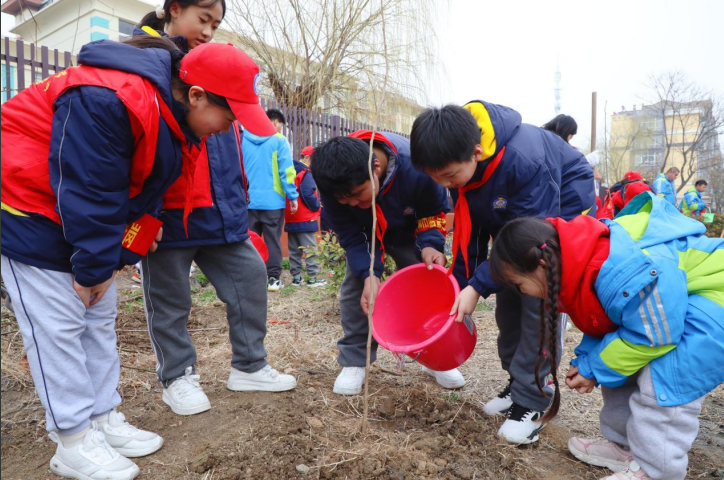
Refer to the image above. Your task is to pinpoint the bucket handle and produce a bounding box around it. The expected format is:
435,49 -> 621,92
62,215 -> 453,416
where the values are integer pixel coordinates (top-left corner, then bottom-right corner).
393,352 -> 421,371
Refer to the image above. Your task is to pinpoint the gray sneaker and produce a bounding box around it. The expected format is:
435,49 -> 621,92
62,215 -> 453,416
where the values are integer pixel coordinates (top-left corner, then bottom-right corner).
306,276 -> 327,288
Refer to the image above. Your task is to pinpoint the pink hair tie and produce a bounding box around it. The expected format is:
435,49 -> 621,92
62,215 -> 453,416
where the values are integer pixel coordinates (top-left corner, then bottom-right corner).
540,243 -> 547,249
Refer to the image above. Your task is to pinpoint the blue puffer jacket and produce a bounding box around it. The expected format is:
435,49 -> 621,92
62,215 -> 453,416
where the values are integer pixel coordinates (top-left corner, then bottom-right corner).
572,193 -> 724,406
158,125 -> 250,248
1,40 -> 193,287
320,132 -> 449,280
452,100 -> 596,296
242,131 -> 299,210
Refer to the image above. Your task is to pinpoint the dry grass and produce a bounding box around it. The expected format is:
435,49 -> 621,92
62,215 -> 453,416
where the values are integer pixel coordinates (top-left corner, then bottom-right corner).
2,268 -> 723,480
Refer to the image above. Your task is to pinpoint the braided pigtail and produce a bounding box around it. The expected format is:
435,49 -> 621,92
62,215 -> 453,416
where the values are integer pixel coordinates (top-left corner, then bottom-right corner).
538,241 -> 561,423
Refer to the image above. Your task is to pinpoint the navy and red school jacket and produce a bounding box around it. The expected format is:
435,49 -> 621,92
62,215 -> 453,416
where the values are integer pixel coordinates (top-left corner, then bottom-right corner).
452,101 -> 595,296
133,27 -> 251,249
319,131 -> 449,280
0,40 -> 196,287
284,160 -> 321,233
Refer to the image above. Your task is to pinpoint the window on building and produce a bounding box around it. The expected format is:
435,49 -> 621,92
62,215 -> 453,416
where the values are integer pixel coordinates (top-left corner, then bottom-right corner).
639,115 -> 663,133
119,19 -> 136,41
635,153 -> 660,167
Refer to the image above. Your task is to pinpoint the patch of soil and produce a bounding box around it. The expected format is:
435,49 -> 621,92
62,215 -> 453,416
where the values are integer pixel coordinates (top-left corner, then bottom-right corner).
2,268 -> 723,479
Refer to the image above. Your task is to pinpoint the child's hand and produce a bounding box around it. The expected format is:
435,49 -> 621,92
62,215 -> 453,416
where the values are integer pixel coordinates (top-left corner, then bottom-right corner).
450,285 -> 481,323
361,275 -> 381,315
565,372 -> 596,394
73,271 -> 118,309
289,200 -> 299,214
421,247 -> 447,269
150,227 -> 163,253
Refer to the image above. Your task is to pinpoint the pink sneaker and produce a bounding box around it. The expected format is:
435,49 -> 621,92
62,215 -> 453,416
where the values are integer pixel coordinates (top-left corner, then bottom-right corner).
600,461 -> 653,479
568,437 -> 633,472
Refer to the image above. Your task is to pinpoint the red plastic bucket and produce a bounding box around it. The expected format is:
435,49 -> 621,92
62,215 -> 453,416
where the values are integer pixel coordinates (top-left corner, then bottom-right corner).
372,264 -> 477,371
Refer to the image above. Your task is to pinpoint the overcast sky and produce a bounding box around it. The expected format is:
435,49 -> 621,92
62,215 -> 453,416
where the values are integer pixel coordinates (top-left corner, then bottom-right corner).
427,0 -> 724,151
3,0 -> 721,152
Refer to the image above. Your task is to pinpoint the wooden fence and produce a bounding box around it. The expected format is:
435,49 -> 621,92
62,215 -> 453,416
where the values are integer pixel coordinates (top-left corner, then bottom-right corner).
1,36 -> 407,158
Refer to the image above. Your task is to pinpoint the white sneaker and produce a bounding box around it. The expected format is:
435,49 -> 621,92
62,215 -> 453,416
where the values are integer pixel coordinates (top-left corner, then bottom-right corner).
333,367 -> 366,395
227,365 -> 297,392
421,366 -> 466,389
94,410 -> 163,458
482,378 -> 513,416
568,437 -> 633,472
49,423 -> 140,480
267,277 -> 282,292
162,367 -> 211,416
497,403 -> 545,445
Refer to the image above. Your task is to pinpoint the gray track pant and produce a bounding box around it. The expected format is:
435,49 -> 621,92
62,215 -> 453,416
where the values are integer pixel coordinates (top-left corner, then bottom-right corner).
1,256 -> 120,434
600,365 -> 705,480
248,209 -> 285,278
495,288 -> 566,411
337,243 -> 420,367
288,231 -> 319,277
141,240 -> 268,387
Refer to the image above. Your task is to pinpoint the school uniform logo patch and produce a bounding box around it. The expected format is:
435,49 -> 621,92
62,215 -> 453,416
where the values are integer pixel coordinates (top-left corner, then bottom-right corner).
492,196 -> 508,210
403,206 -> 415,216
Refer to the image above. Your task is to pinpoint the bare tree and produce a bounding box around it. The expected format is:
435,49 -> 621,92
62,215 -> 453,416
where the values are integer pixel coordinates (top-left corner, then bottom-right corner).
704,155 -> 724,214
605,117 -> 642,184
224,0 -> 435,118
643,71 -> 724,193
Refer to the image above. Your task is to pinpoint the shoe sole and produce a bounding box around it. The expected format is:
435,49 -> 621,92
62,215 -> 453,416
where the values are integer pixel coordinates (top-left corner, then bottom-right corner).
226,379 -> 297,392
49,455 -> 140,480
162,391 -> 211,416
332,386 -> 362,395
567,439 -> 629,472
422,368 -> 466,389
113,437 -> 165,458
498,423 -> 546,445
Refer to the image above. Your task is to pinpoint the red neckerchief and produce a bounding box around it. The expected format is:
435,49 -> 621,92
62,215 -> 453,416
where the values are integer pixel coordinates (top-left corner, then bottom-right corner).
449,147 -> 506,278
374,176 -> 395,262
156,95 -> 200,236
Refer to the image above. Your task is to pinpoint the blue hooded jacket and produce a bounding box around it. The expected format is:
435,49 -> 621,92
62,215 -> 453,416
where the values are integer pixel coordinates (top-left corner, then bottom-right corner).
572,193 -> 724,406
242,131 -> 299,210
320,132 -> 449,280
452,101 -> 596,296
1,40 -> 193,287
652,172 -> 677,206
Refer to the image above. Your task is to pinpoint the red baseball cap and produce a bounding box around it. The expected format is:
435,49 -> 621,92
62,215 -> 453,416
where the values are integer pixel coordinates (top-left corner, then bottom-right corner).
301,146 -> 315,156
179,43 -> 277,137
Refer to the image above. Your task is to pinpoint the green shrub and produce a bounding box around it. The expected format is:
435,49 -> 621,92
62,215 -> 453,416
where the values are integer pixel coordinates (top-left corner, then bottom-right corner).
687,212 -> 724,238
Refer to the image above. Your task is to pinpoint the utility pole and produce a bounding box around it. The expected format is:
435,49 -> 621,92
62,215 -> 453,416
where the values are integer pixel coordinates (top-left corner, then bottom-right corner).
591,92 -> 597,152
554,59 -> 561,115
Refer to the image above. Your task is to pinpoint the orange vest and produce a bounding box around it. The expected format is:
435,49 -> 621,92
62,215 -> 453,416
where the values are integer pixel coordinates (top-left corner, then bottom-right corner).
1,65 -> 194,224
285,169 -> 321,223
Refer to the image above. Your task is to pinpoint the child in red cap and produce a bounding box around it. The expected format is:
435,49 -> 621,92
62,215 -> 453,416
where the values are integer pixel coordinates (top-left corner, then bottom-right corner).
1,35 -> 273,480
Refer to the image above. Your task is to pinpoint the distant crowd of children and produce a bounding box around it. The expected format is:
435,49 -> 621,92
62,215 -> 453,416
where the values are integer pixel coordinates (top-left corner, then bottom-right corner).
1,1 -> 722,480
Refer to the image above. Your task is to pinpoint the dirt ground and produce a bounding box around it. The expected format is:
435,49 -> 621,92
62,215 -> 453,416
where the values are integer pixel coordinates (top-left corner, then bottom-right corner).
2,268 -> 723,480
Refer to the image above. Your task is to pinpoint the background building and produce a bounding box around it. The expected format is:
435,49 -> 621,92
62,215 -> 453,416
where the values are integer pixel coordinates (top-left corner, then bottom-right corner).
609,101 -> 722,203
2,0 -> 155,54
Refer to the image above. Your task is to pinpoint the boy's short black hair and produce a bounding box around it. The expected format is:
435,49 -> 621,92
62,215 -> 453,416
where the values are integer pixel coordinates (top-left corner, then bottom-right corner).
410,105 -> 480,171
695,179 -> 708,187
266,108 -> 286,124
310,136 -> 374,198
